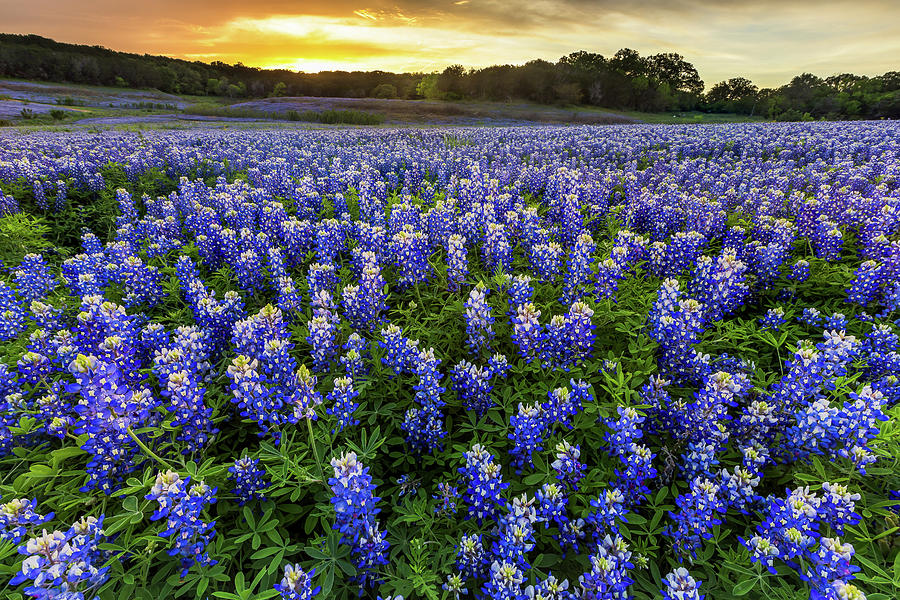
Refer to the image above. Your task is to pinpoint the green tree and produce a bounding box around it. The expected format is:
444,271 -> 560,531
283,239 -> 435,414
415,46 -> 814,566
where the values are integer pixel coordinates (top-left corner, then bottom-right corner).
416,75 -> 441,100
372,83 -> 398,99
270,81 -> 287,97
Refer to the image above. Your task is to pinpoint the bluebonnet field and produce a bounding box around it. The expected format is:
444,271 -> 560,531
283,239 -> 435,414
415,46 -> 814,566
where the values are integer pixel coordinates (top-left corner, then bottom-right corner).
0,121 -> 897,600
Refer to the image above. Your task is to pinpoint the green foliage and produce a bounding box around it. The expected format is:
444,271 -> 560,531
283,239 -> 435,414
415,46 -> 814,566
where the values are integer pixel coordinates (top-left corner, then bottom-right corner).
269,82 -> 288,98
0,213 -> 51,264
183,103 -> 385,125
371,84 -> 398,99
0,146 -> 897,600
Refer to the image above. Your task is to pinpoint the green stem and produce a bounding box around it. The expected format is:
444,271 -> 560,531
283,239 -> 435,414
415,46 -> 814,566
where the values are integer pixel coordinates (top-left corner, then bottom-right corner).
126,427 -> 176,471
306,417 -> 325,482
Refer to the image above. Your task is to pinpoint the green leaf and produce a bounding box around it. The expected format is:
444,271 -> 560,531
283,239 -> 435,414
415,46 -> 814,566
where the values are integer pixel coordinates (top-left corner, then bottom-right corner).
627,513 -> 647,525
251,547 -> 281,560
305,546 -> 328,560
732,578 -> 757,596
523,473 -> 544,486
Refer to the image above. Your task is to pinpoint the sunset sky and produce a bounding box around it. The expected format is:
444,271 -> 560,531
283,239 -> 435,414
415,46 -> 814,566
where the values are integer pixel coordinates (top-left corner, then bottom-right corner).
3,0 -> 898,87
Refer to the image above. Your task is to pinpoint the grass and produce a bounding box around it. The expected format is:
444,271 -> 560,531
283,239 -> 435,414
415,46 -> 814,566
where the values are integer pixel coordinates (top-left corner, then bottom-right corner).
2,78 -> 766,127
182,103 -> 385,125
615,110 -> 767,124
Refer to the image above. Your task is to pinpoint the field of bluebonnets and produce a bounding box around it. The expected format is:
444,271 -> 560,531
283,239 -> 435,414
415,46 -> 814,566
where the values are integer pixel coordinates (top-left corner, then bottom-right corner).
0,121 -> 898,600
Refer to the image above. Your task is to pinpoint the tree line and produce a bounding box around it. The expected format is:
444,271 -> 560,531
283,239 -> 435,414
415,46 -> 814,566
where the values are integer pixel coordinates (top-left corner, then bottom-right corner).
1,34 -> 897,120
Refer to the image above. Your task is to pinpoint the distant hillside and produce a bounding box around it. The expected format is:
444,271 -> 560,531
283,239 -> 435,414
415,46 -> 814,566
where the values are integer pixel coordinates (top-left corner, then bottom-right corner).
1,33 -> 898,120
0,34 -> 422,99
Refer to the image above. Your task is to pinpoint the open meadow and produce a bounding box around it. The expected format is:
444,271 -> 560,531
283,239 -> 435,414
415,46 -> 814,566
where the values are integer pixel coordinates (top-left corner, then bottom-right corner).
0,121 -> 897,600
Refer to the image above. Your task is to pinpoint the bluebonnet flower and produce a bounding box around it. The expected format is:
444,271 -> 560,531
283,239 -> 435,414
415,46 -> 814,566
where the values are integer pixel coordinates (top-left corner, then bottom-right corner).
760,307 -> 787,330
530,241 -> 563,283
0,189 -> 20,217
680,441 -> 720,480
234,248 -> 265,292
68,354 -> 160,494
492,500 -> 537,570
380,324 -> 419,376
536,483 -> 569,531
117,255 -> 165,308
551,440 -> 586,491
0,282 -> 26,341
507,275 -> 534,311
328,451 -> 389,590
327,376 -> 360,433
565,301 -> 595,367
146,470 -> 218,576
663,232 -> 708,278
562,233 -> 595,305
29,300 -> 62,331
0,497 -> 53,544
509,402 -> 549,472
648,279 -> 709,384
444,573 -> 467,599
664,478 -> 725,559
159,366 -> 215,454
465,283 -> 495,356
403,348 -> 447,454
307,262 -> 338,298
392,226 -> 431,289
352,262 -> 389,330
228,456 -> 270,505
605,405 -> 657,505
813,219 -> 843,261
288,365 -> 323,422
585,488 -> 627,544
483,222 -> 512,273
396,474 -> 421,497
818,330 -> 860,378
577,534 -> 633,600
227,355 -> 284,440
790,259 -> 811,283
433,482 -> 458,516
543,385 -> 580,430
340,333 -> 370,379
742,484 -> 863,599
482,560 -> 526,600
596,258 -> 625,302
13,253 -> 56,302
459,444 -> 508,524
10,515 -> 109,599
274,564 -> 320,600
525,574 -> 575,600
447,234 -> 469,291
676,370 -> 749,447
511,303 -> 542,364
824,313 -> 848,331
661,568 -> 704,600
451,361 -> 496,417
718,466 -> 762,514
800,307 -> 823,327
274,275 -> 304,320
315,219 -> 346,263
750,241 -> 789,291
307,315 -> 337,372
541,302 -> 595,371
456,532 -> 488,579
488,353 -> 510,379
